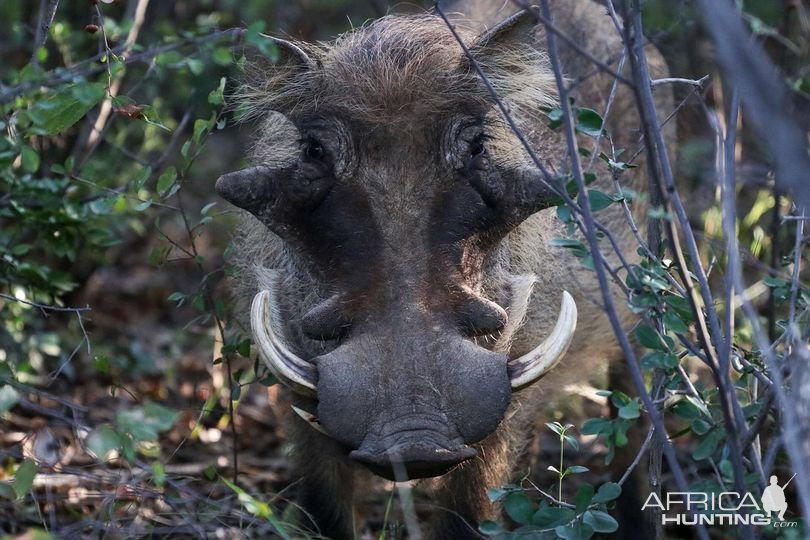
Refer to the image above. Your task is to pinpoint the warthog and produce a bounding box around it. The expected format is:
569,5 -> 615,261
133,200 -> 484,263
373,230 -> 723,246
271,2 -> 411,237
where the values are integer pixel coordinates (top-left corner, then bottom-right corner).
217,0 -> 672,537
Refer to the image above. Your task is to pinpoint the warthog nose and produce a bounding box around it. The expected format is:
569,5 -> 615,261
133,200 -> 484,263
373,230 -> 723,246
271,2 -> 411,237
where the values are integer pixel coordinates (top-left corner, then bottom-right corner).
350,442 -> 477,480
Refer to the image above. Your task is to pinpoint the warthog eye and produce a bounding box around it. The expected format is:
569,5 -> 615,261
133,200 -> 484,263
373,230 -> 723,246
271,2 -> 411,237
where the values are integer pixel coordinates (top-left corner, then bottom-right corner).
301,137 -> 326,163
467,133 -> 491,171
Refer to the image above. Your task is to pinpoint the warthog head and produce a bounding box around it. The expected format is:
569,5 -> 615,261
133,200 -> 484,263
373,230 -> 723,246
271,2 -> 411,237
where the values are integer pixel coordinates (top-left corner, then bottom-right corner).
217,12 -> 577,480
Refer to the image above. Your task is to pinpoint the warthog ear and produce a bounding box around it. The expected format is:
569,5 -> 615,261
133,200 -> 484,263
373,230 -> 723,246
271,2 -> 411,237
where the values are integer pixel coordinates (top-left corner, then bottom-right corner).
472,9 -> 538,50
465,10 -> 557,116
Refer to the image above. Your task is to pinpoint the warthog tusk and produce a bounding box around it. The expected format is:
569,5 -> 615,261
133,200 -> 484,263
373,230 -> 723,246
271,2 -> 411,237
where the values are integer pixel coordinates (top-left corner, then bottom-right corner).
508,291 -> 577,390
291,405 -> 328,435
251,289 -> 318,396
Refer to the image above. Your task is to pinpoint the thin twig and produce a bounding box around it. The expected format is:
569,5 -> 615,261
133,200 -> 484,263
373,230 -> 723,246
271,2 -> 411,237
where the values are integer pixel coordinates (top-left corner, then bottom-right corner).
651,75 -> 710,88
30,0 -> 60,69
0,293 -> 90,313
618,428 -> 654,486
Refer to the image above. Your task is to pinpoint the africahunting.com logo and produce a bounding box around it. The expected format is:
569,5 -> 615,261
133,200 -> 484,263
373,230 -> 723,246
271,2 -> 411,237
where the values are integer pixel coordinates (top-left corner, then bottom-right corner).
641,474 -> 798,528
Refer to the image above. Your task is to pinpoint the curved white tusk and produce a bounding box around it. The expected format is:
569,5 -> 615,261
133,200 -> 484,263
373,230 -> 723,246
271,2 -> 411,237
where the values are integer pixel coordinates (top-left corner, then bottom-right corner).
291,405 -> 328,435
508,291 -> 577,391
251,289 -> 318,397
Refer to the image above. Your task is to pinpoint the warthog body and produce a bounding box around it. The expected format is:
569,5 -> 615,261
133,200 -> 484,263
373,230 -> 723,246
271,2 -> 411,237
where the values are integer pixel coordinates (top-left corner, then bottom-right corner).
218,0 -> 672,537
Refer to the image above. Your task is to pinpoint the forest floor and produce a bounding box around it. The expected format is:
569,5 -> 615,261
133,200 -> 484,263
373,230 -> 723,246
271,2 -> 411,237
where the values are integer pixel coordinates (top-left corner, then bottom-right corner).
1,210 -> 697,539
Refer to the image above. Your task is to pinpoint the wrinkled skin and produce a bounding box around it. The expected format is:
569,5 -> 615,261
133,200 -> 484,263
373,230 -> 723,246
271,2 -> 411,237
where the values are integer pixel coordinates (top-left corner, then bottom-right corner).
219,0 -> 674,538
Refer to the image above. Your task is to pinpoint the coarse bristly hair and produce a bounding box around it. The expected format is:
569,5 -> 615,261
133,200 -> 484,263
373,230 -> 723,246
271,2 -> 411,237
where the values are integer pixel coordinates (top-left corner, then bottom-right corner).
237,14 -> 557,126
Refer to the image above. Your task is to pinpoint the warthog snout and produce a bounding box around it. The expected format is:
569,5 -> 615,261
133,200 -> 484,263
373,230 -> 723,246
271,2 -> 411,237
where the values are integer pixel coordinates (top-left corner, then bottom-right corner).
247,277 -> 575,479
314,333 -> 512,479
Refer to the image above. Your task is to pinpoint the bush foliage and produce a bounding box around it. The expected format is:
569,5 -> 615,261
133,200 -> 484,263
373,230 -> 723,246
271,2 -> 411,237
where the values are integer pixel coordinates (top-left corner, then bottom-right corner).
1,1 -> 808,538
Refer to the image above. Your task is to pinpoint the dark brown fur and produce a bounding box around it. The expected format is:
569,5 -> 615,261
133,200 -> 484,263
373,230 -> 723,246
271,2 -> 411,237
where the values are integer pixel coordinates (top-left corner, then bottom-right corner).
226,1 -> 673,538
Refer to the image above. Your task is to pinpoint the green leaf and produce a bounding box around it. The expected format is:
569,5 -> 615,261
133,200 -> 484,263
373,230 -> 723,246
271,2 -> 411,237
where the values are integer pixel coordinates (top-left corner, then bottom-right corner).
618,401 -> 640,420
575,483 -> 594,513
157,166 -> 178,197
86,424 -> 122,461
504,492 -> 535,525
13,459 -> 38,498
555,520 -> 594,539
634,325 -> 669,351
133,200 -> 152,212
0,483 -> 17,500
763,276 -> 788,288
258,374 -> 278,386
186,58 -> 204,75
671,397 -> 710,420
546,421 -> 564,435
575,107 -> 603,137
663,294 -> 694,321
556,205 -> 573,223
581,418 -> 611,436
592,482 -> 621,504
88,196 -> 119,215
565,465 -> 590,475
532,506 -> 577,528
640,351 -> 679,370
582,510 -> 618,533
648,205 -> 673,221
21,146 -> 40,173
92,355 -> 110,374
487,486 -> 512,502
133,166 -> 152,191
116,402 -> 179,444
212,48 -> 233,66
563,434 -> 579,451
152,462 -> 166,487
587,190 -> 615,211
28,83 -> 106,134
546,107 -> 563,129
193,117 -> 213,144
692,428 -> 722,460
663,311 -> 689,334
0,385 -> 21,414
690,418 -> 712,436
209,76 -> 227,106
550,238 -> 589,258
478,520 -> 503,536
237,338 -> 251,358
204,464 -> 217,480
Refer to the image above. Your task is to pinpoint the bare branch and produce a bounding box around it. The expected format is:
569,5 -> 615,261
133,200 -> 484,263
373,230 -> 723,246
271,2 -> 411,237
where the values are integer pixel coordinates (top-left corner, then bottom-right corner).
30,0 -> 60,69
